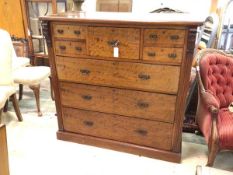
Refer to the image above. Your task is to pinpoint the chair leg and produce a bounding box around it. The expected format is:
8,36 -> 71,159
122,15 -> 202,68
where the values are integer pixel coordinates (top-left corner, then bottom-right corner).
49,76 -> 54,101
206,115 -> 219,167
19,84 -> 23,100
3,100 -> 8,112
29,85 -> 42,116
10,94 -> 23,122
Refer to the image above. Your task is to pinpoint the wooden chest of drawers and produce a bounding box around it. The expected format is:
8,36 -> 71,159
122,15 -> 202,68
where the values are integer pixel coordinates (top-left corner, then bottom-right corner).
41,12 -> 202,162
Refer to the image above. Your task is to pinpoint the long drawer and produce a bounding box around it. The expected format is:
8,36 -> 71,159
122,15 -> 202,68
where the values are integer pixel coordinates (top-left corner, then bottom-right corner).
60,82 -> 176,123
56,57 -> 180,94
62,107 -> 173,150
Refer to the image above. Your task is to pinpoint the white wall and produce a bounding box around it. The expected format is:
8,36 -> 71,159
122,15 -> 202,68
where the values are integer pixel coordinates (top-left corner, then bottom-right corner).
80,0 -> 211,18
132,0 -> 211,16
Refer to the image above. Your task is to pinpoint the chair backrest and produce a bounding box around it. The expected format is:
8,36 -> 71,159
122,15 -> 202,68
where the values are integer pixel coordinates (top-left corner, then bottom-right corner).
198,49 -> 233,108
0,29 -> 14,86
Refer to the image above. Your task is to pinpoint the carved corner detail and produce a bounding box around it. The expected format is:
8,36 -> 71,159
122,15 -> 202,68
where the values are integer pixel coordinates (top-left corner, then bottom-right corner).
41,21 -> 52,47
187,28 -> 198,55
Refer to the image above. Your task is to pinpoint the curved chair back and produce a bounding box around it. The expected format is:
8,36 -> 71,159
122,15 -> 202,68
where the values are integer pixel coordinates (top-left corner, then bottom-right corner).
198,49 -> 233,108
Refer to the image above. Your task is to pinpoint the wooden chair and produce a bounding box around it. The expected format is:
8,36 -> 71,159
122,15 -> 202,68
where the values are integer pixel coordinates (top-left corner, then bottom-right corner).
0,29 -> 22,123
196,48 -> 233,166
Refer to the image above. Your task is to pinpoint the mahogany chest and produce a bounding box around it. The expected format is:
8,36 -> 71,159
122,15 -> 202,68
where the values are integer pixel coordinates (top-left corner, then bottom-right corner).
41,12 -> 202,162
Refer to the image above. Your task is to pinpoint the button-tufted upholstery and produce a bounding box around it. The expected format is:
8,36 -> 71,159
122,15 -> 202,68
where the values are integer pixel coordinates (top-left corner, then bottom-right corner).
200,53 -> 233,108
196,48 -> 233,166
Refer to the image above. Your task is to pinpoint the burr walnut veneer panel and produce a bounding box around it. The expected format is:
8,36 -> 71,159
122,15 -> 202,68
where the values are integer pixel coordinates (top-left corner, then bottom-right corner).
40,12 -> 202,163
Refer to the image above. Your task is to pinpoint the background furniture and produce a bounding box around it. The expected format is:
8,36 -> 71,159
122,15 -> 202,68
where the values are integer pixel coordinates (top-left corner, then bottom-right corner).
41,13 -> 202,162
0,0 -> 26,38
22,0 -> 67,66
196,49 -> 233,166
184,14 -> 219,133
96,0 -> 132,12
0,29 -> 23,123
13,66 -> 51,116
0,124 -> 10,175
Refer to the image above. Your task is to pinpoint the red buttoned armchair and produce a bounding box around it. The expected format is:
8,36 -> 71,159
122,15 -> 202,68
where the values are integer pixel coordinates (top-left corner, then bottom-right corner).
196,49 -> 233,166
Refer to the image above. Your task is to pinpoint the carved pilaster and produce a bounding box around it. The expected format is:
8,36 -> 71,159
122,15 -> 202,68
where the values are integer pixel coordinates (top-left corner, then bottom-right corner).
41,20 -> 52,47
187,28 -> 198,55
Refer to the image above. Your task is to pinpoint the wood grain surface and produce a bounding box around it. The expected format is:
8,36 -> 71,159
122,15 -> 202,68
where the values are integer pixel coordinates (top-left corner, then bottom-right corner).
56,57 -> 180,94
60,82 -> 176,123
62,107 -> 173,150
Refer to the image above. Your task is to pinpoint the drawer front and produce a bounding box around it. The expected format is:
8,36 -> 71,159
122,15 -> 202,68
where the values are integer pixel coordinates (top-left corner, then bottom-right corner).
53,24 -> 87,39
62,107 -> 173,150
60,82 -> 176,123
143,47 -> 183,64
144,29 -> 186,45
88,27 -> 140,59
56,57 -> 180,94
55,41 -> 86,56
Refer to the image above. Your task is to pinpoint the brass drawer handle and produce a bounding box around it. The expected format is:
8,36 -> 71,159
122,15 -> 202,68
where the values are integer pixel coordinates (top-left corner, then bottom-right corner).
135,129 -> 148,136
82,95 -> 92,100
83,120 -> 94,127
59,45 -> 66,50
107,40 -> 119,47
149,34 -> 158,40
74,30 -> 81,35
75,47 -> 82,51
80,69 -> 90,75
170,35 -> 179,40
147,52 -> 156,57
168,53 -> 177,59
138,73 -> 150,80
57,29 -> 64,34
137,101 -> 149,108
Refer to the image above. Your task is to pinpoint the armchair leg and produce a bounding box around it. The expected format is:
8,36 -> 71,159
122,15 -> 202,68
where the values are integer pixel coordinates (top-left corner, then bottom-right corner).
49,76 -> 54,101
207,113 -> 219,167
19,84 -> 23,100
29,85 -> 42,117
10,94 -> 23,122
207,138 -> 219,166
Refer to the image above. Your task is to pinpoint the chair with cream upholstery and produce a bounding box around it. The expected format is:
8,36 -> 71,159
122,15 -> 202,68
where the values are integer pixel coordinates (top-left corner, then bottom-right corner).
13,66 -> 51,116
0,29 -> 22,123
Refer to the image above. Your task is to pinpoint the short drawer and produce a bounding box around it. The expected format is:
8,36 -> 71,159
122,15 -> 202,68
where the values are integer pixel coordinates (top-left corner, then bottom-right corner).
88,26 -> 140,60
56,57 -> 180,94
55,41 -> 86,56
60,83 -> 176,123
144,29 -> 185,45
143,47 -> 183,64
62,107 -> 173,150
53,24 -> 87,39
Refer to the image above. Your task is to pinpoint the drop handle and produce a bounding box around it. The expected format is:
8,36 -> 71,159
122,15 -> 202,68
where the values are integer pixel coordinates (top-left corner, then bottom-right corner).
74,30 -> 81,35
137,101 -> 149,108
138,73 -> 150,80
170,35 -> 179,40
80,69 -> 90,75
75,47 -> 82,51
83,120 -> 94,127
168,53 -> 177,59
147,52 -> 156,57
57,29 -> 64,34
59,45 -> 66,50
82,95 -> 92,100
107,40 -> 119,47
149,34 -> 158,39
135,129 -> 148,136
